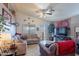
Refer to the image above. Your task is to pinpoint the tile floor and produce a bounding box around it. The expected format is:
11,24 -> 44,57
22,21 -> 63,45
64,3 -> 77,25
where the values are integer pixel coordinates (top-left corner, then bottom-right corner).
26,44 -> 40,56
26,44 -> 79,56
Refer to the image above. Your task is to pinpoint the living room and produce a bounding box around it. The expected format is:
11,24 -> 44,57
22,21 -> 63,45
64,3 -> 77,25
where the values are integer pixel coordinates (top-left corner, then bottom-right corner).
0,3 -> 79,56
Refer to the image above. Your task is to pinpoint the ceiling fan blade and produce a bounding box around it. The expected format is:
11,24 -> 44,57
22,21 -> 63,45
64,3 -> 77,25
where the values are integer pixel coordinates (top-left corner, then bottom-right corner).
45,13 -> 52,15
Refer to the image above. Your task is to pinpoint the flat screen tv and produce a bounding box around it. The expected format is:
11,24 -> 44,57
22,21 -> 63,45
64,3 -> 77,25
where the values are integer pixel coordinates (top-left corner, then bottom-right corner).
57,27 -> 68,36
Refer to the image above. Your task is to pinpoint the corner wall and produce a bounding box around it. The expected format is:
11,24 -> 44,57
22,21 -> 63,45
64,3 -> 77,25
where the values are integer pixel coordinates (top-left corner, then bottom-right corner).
69,15 -> 79,39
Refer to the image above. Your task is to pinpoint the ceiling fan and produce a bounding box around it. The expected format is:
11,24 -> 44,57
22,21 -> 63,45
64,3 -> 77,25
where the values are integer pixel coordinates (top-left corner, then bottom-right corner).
36,8 -> 55,15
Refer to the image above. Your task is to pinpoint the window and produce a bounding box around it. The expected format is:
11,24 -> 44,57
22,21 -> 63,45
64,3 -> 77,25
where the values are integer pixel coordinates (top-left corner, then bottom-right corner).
22,24 -> 36,35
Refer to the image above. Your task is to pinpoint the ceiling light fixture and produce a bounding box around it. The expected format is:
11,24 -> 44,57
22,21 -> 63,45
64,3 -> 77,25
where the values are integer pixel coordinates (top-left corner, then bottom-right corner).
36,8 -> 55,18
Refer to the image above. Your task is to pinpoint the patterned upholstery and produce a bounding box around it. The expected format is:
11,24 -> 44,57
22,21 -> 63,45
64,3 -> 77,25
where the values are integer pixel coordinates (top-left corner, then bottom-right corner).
48,43 -> 57,55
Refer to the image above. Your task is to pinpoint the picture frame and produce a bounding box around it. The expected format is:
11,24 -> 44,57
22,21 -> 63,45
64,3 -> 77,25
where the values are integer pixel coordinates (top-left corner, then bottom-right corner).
75,26 -> 79,40
75,27 -> 79,32
2,8 -> 11,23
0,7 -> 2,15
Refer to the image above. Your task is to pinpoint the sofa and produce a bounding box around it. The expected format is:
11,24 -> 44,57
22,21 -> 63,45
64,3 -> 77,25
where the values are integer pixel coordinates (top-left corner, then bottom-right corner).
21,34 -> 40,45
39,40 -> 75,56
15,42 -> 26,56
0,39 -> 26,56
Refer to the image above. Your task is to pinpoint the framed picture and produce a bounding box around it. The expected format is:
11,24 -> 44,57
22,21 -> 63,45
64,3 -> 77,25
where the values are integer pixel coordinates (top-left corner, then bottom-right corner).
75,27 -> 79,32
2,8 -> 11,23
0,7 -> 2,15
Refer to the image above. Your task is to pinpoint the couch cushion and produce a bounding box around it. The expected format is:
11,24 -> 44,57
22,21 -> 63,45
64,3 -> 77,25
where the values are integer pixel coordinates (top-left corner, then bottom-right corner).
57,40 -> 75,55
48,43 -> 57,55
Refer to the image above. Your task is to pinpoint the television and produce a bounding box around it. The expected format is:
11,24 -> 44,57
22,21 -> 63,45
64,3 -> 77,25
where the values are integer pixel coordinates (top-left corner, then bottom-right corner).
57,27 -> 68,36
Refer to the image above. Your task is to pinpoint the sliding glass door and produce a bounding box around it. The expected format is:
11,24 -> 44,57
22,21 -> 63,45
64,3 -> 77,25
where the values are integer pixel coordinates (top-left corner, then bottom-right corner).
22,24 -> 36,35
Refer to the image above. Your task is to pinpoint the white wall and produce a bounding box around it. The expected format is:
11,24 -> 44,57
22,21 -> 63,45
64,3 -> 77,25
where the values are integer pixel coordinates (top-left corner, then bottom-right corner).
70,15 -> 79,39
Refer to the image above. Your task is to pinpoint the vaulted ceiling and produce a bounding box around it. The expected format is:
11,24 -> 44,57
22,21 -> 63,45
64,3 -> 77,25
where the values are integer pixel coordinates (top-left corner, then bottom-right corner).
8,3 -> 79,21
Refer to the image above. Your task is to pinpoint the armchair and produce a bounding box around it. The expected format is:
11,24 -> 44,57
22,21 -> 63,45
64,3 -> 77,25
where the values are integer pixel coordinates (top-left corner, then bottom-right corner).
39,43 -> 57,56
39,40 -> 75,56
